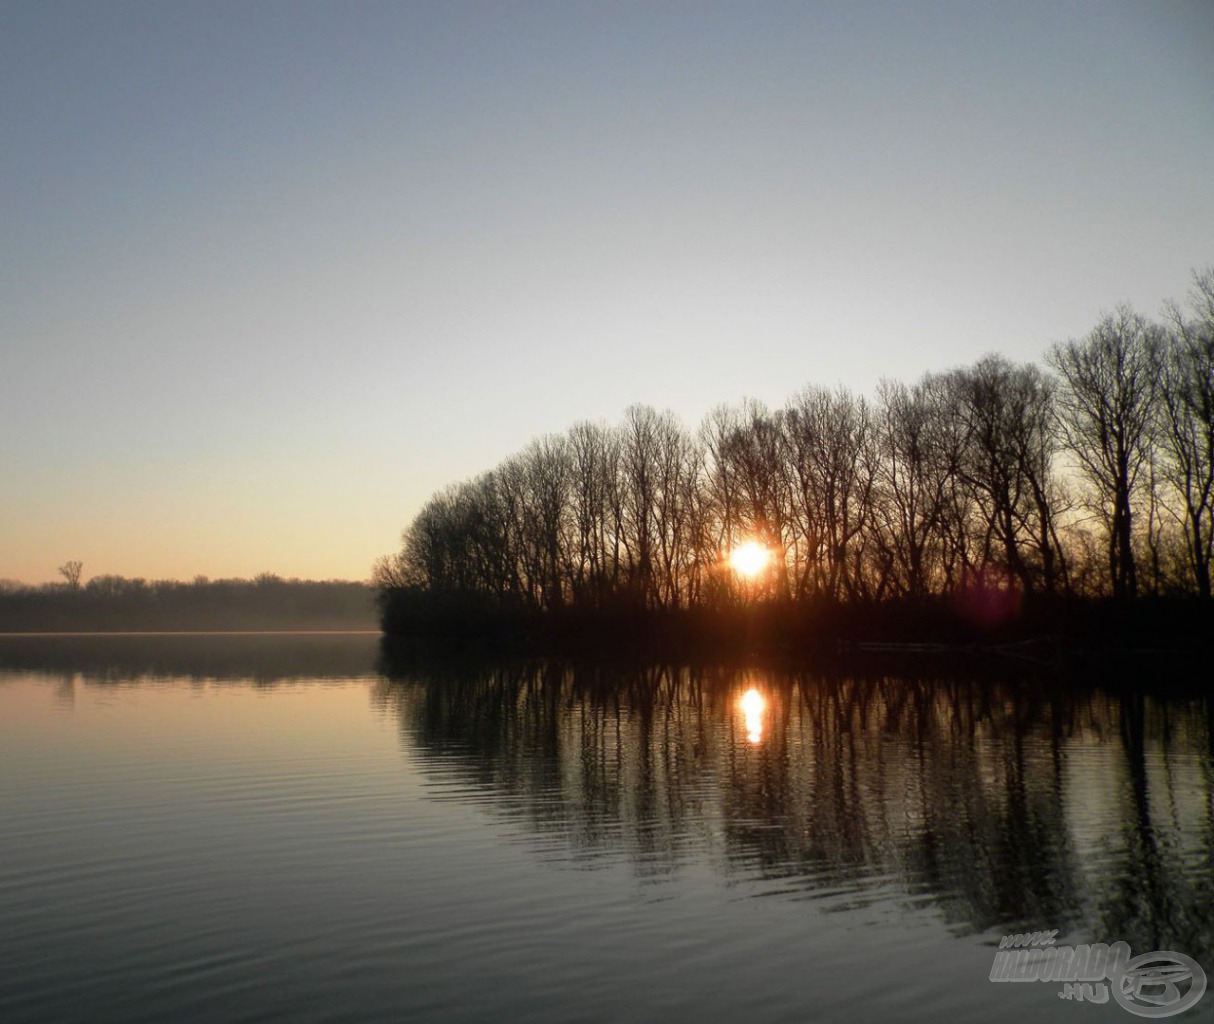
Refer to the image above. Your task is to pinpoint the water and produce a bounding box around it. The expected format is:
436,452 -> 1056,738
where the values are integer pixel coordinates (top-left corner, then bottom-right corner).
1,634 -> 1210,1023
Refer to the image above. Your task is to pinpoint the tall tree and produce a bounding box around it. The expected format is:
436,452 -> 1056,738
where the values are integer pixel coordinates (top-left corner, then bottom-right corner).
58,561 -> 84,591
1049,307 -> 1159,598
871,378 -> 953,597
781,386 -> 875,600
949,356 -> 1066,593
1157,269 -> 1214,597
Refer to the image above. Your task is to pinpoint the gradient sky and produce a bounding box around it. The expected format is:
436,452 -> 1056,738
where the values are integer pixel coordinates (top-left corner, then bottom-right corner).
3,1 -> 1212,584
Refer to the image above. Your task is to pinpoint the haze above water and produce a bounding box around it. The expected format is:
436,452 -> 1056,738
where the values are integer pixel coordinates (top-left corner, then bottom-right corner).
1,634 -> 1210,1023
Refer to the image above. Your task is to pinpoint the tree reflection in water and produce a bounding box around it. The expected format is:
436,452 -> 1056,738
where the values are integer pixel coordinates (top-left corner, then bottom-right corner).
374,653 -> 1214,964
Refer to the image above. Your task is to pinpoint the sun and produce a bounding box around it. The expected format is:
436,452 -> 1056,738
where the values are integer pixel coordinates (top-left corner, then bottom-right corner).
728,540 -> 771,579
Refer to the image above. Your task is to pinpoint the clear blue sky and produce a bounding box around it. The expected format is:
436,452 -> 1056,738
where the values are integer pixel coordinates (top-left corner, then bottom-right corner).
3,1 -> 1212,583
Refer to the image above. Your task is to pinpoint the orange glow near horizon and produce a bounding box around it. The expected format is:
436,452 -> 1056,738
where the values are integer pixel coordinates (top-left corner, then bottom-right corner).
728,540 -> 771,580
740,687 -> 766,744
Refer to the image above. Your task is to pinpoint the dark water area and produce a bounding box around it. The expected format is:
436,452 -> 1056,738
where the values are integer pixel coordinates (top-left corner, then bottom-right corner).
1,635 -> 1210,1023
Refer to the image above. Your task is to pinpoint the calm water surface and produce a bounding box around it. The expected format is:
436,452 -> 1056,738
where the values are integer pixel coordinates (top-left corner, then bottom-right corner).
1,634 -> 1210,1023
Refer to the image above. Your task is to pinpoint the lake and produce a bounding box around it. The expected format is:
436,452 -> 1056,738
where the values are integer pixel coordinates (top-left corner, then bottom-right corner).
1,634 -> 1210,1023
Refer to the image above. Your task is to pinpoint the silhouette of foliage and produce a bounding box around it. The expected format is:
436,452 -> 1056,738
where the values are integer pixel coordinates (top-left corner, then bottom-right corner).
380,268 -> 1214,647
0,575 -> 376,632
57,560 -> 83,591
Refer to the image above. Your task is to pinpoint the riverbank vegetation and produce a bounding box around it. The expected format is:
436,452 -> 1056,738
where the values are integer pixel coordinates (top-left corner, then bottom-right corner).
0,574 -> 376,632
378,269 -> 1214,652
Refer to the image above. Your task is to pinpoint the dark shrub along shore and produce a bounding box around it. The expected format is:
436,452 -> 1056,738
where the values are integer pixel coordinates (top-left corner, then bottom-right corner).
378,585 -> 1212,662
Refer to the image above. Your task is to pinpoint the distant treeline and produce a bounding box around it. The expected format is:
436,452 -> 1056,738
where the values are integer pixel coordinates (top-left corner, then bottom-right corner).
378,268 -> 1214,647
0,631 -> 378,681
0,574 -> 376,632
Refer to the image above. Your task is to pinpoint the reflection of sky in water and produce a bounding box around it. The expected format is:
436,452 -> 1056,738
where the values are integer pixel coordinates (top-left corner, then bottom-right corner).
382,658 -> 1214,964
2,636 -> 1212,1024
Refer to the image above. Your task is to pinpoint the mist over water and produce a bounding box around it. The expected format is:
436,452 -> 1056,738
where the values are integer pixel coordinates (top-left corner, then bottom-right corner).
2,635 -> 1210,1023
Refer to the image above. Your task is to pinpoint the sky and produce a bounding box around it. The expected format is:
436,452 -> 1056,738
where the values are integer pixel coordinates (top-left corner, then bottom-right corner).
3,1 -> 1212,585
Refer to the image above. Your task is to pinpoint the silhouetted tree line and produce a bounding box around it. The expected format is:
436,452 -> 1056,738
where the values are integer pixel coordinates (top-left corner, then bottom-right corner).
379,269 -> 1214,644
0,573 -> 376,632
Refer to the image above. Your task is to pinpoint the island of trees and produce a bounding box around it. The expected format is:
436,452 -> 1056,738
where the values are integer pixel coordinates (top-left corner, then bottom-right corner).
377,269 -> 1214,655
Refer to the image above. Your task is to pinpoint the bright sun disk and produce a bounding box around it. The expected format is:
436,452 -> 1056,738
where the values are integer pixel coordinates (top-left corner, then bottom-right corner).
729,541 -> 771,579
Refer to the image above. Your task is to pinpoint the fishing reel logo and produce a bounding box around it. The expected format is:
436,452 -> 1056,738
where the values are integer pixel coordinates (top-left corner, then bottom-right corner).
1113,951 -> 1206,1018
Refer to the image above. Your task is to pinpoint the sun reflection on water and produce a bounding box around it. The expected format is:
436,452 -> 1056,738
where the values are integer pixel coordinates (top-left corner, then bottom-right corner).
739,687 -> 766,744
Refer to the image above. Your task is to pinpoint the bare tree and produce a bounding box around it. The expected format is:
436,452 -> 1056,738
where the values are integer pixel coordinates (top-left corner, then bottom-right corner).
871,378 -> 954,597
700,405 -> 746,576
782,386 -> 875,600
948,356 -> 1066,593
1048,307 -> 1159,598
520,435 -> 573,610
618,405 -> 663,607
1156,267 -> 1214,596
567,421 -> 622,606
58,560 -> 83,591
649,412 -> 700,608
614,406 -> 705,609
725,400 -> 795,599
370,553 -> 415,590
